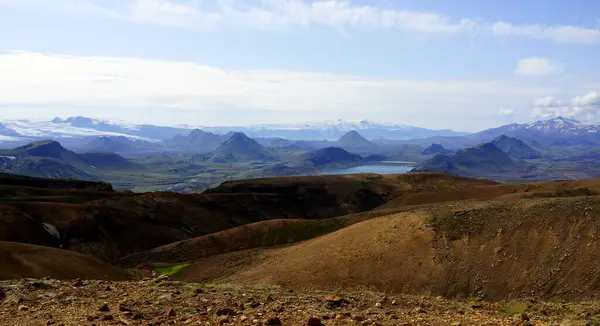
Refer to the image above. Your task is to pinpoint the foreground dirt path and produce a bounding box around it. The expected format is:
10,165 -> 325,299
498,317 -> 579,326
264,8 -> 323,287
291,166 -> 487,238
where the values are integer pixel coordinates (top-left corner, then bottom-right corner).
0,277 -> 596,325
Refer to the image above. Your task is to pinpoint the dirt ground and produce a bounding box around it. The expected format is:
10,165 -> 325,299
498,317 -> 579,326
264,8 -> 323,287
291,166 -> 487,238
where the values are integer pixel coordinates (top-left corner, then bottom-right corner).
3,277 -> 599,326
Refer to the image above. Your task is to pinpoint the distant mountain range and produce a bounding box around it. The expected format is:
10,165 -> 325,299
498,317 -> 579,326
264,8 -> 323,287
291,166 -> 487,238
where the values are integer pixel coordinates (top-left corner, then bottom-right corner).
3,116 -> 600,150
0,117 -> 467,145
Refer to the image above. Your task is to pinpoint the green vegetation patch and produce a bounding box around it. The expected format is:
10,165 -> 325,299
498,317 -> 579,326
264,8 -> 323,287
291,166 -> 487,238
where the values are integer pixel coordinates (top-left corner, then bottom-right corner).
425,203 -> 507,240
503,300 -> 528,316
155,263 -> 190,277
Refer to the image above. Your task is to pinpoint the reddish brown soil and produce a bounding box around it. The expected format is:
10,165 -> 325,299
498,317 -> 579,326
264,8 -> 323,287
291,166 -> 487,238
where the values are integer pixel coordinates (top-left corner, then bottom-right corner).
3,278 -> 599,326
173,197 -> 600,301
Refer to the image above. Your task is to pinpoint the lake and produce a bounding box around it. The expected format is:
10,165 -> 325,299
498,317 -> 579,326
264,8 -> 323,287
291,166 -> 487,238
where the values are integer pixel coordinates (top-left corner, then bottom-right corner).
319,164 -> 414,175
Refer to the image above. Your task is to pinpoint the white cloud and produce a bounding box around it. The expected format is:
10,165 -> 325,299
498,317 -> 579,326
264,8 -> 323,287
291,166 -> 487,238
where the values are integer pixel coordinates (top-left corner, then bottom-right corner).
125,0 -> 478,33
4,0 -> 600,45
515,57 -> 562,76
492,22 -> 600,44
0,51 -> 569,129
531,92 -> 600,121
498,108 -> 514,116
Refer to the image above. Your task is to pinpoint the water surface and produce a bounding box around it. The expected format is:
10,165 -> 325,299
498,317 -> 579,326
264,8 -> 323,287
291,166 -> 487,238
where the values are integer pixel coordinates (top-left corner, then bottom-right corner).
319,164 -> 414,175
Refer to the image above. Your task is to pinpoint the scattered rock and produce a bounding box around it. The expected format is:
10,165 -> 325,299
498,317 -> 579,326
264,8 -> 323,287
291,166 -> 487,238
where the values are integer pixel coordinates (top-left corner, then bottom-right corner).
307,317 -> 324,326
375,302 -> 383,308
86,315 -> 97,322
101,315 -> 114,321
239,315 -> 248,322
98,302 -> 110,312
18,305 -> 29,311
265,316 -> 282,325
72,279 -> 84,287
521,313 -> 530,321
104,286 -> 112,291
391,300 -> 397,305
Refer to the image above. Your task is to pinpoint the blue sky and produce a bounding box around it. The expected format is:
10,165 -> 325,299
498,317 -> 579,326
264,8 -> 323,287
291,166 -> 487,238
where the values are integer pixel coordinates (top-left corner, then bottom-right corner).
0,0 -> 599,131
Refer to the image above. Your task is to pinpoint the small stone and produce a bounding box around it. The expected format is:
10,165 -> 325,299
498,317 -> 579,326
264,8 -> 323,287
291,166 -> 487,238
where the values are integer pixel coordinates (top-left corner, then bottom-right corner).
194,288 -> 205,295
251,319 -> 259,324
414,307 -> 427,314
375,302 -> 383,308
165,308 -> 176,317
86,316 -> 97,322
521,313 -> 530,321
265,316 -> 282,325
219,317 -> 229,325
98,303 -> 110,312
104,286 -> 112,291
451,322 -> 462,326
239,316 -> 248,321
101,315 -> 114,321
307,317 -> 324,326
471,302 -> 484,309
72,279 -> 84,287
216,308 -> 236,316
18,305 -> 29,311
119,303 -> 133,312
391,300 -> 397,305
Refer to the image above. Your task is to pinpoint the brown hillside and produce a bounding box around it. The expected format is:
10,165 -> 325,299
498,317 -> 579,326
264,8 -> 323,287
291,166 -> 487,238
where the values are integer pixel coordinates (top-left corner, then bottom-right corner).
175,196 -> 600,300
4,173 -> 496,262
0,241 -> 127,280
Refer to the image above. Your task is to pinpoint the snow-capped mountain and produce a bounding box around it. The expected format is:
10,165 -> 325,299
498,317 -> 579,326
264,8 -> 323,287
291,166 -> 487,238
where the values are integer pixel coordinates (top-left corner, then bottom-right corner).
474,117 -> 600,141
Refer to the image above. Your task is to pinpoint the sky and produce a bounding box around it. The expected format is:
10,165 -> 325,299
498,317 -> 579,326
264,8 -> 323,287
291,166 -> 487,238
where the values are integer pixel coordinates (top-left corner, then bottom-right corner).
0,0 -> 600,131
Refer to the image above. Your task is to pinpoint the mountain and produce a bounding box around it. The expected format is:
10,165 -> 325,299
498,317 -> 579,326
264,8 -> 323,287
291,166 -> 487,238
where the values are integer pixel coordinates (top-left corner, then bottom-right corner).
0,140 -> 139,180
296,147 -> 363,168
412,142 -> 524,177
165,129 -> 225,152
336,130 -> 377,152
17,140 -> 82,164
492,135 -> 541,159
422,143 -> 451,155
203,132 -> 278,163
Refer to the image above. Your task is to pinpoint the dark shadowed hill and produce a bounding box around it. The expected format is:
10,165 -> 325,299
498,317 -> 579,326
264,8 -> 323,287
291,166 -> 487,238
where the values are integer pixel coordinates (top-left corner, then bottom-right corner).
413,142 -> 524,177
166,129 -> 225,152
422,143 -> 451,155
294,147 -> 362,168
492,135 -> 541,159
203,132 -> 278,163
336,130 -> 377,151
0,140 -> 139,180
0,241 -> 128,280
86,136 -> 160,154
